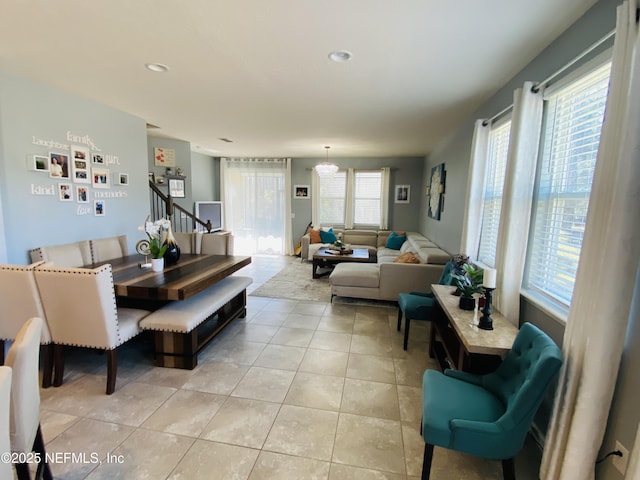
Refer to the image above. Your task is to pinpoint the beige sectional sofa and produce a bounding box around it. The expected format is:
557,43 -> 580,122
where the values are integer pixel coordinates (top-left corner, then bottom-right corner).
301,228 -> 450,301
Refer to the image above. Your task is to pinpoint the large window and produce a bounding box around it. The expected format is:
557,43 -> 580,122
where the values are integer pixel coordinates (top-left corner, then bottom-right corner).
477,119 -> 511,267
524,61 -> 611,308
316,169 -> 385,228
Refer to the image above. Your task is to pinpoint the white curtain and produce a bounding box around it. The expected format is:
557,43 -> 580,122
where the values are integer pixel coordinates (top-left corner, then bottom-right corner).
344,168 -> 355,229
311,170 -> 320,227
493,82 -> 542,325
459,119 -> 490,257
220,157 -> 291,256
541,2 -> 640,478
380,167 -> 390,230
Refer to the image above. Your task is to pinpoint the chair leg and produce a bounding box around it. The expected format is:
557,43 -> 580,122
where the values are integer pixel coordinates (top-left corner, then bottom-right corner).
41,344 -> 54,389
421,443 -> 434,480
0,339 -> 5,364
53,344 -> 65,387
397,308 -> 403,331
106,349 -> 117,395
33,424 -> 53,480
502,458 -> 516,480
403,318 -> 411,350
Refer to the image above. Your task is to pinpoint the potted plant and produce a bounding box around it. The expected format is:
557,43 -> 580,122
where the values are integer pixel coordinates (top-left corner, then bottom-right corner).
453,263 -> 484,310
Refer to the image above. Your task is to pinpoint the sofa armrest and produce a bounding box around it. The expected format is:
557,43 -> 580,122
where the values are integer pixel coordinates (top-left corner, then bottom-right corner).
378,263 -> 445,301
301,233 -> 311,260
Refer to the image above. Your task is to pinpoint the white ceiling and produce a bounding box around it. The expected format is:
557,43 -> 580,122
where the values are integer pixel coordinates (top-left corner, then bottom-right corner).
0,0 -> 597,158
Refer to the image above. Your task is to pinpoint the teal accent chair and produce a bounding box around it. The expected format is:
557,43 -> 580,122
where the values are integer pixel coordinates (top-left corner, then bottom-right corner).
420,322 -> 563,480
396,260 -> 456,350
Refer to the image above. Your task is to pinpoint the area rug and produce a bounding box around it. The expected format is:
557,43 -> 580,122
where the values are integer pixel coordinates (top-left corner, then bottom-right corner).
250,259 -> 331,302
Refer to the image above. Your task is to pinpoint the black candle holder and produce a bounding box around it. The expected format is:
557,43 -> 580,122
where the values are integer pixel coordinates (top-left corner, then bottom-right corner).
478,287 -> 494,330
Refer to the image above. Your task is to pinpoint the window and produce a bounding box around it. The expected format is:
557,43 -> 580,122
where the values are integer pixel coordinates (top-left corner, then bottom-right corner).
316,169 -> 385,228
524,61 -> 611,308
477,119 -> 511,267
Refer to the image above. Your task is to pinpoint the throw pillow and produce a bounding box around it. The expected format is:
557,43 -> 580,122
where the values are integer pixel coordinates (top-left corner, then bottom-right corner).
319,228 -> 337,244
394,252 -> 420,264
385,232 -> 407,250
309,229 -> 322,244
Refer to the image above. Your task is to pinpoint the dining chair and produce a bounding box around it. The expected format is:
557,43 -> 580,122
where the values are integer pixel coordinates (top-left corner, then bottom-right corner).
29,240 -> 92,267
34,265 -> 150,394
5,317 -> 53,480
421,322 -> 563,480
0,263 -> 54,388
396,260 -> 456,350
89,234 -> 128,263
200,232 -> 234,255
0,366 -> 12,480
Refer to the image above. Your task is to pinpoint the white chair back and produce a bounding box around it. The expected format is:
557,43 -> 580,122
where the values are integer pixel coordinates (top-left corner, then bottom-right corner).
200,232 -> 233,255
29,240 -> 92,267
0,366 -> 12,480
5,318 -> 42,453
90,235 -> 128,263
35,265 -> 122,349
0,263 -> 52,344
173,232 -> 196,254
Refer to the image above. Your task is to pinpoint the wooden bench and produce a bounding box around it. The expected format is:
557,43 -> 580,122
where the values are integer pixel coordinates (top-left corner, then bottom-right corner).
139,276 -> 252,369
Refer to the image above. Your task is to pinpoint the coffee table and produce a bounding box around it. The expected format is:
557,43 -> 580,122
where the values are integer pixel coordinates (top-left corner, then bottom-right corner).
312,247 -> 376,279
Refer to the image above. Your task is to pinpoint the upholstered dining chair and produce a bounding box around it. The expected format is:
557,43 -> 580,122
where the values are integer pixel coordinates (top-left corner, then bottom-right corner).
0,263 -> 54,388
421,322 -> 563,480
396,260 -> 456,350
0,366 -> 12,480
34,265 -> 150,394
89,234 -> 128,263
5,317 -> 53,480
29,240 -> 92,267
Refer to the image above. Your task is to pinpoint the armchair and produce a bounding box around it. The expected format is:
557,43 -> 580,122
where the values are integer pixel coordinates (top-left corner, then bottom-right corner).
396,260 -> 456,350
420,322 -> 563,480
34,265 -> 150,394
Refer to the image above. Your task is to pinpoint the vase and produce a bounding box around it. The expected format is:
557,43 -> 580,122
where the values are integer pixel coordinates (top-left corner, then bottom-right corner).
163,225 -> 181,266
151,257 -> 164,272
459,296 -> 475,311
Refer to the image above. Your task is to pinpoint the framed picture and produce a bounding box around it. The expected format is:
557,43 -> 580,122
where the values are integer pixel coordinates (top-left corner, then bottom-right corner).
92,168 -> 110,189
294,185 -> 310,199
49,152 -> 70,179
92,153 -> 105,164
76,186 -> 89,203
94,200 -> 105,216
395,185 -> 410,204
428,163 -> 446,220
118,173 -> 129,185
154,147 -> 176,167
58,183 -> 73,202
31,155 -> 49,172
168,177 -> 185,197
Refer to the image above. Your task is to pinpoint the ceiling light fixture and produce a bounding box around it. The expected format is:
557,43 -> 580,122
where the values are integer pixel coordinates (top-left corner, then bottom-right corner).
315,146 -> 339,176
328,50 -> 352,63
145,63 -> 170,73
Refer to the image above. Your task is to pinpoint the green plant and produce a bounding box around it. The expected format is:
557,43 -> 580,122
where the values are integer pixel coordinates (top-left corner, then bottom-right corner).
453,263 -> 484,298
139,217 -> 171,258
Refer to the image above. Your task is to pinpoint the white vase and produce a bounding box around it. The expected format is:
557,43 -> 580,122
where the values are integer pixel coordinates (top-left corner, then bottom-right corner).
151,257 -> 164,272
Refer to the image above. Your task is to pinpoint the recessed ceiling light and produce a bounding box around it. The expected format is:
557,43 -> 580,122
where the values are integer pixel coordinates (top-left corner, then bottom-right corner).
145,63 -> 170,73
328,50 -> 352,63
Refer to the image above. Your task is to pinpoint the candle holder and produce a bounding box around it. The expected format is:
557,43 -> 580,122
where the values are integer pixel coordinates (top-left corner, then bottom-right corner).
478,287 -> 494,330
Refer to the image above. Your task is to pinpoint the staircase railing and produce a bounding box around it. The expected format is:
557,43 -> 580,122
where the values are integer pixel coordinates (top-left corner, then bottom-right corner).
148,180 -> 212,233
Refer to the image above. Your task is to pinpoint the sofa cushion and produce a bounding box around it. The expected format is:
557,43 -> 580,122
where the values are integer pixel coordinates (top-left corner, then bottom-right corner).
319,228 -> 337,243
329,263 -> 379,288
417,247 -> 451,265
309,229 -> 322,244
343,230 -> 378,247
385,232 -> 406,250
394,252 -> 420,264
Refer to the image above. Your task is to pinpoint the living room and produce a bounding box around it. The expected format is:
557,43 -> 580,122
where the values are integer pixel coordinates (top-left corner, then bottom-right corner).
1,0 -> 639,479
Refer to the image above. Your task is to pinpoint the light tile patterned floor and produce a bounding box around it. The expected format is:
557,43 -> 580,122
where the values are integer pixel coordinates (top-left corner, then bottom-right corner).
35,255 -> 541,479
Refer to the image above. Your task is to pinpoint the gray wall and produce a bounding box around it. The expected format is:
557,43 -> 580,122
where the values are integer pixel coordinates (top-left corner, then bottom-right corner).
291,156 -> 424,245
147,136 -> 193,214
0,70 -> 149,264
420,1 -> 638,478
191,152 -> 218,204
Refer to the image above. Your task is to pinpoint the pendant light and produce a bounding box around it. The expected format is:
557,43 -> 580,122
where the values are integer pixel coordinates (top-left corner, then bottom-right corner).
314,146 -> 339,176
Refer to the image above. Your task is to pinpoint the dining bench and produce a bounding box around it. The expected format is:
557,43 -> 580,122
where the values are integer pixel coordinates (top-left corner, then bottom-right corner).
139,275 -> 252,369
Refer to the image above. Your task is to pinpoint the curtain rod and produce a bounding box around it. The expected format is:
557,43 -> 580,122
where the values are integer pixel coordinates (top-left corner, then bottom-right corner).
531,28 -> 616,93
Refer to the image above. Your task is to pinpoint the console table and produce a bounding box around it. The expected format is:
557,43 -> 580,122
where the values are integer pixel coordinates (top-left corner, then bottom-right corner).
429,284 -> 519,374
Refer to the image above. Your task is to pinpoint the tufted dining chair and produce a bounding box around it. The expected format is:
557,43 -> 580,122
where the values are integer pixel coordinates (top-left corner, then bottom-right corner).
29,240 -> 92,267
0,366 -> 12,480
396,260 -> 456,350
420,322 -> 563,480
0,263 -> 54,388
34,265 -> 150,394
6,317 -> 53,480
89,234 -> 128,263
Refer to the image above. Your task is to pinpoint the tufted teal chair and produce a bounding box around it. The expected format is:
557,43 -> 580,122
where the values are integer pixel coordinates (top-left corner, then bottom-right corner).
396,260 -> 456,350
421,322 -> 563,480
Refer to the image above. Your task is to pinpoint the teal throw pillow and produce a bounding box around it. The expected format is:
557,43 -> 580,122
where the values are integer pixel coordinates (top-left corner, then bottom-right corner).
385,232 -> 406,250
319,228 -> 337,244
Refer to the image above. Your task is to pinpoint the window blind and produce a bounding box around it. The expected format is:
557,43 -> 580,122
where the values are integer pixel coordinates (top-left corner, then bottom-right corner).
318,171 -> 347,225
525,61 -> 611,307
353,171 -> 382,226
477,120 -> 511,267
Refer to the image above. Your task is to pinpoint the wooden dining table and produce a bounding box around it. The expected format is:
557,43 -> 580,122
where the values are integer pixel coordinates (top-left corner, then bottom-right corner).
88,253 -> 252,301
